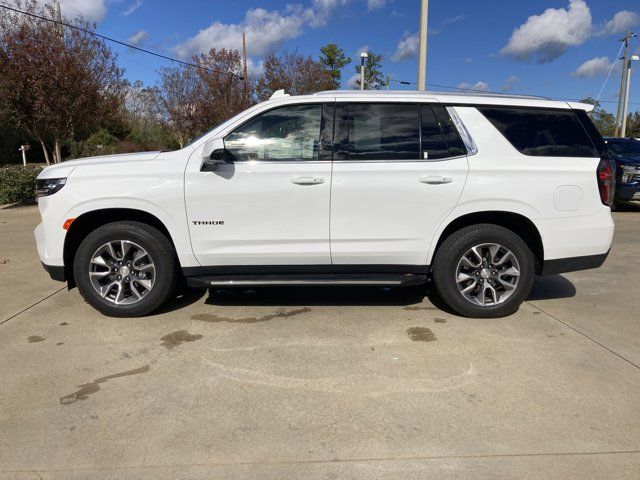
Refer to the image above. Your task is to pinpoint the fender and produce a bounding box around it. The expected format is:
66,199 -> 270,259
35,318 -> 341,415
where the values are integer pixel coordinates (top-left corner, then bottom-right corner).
426,199 -> 545,266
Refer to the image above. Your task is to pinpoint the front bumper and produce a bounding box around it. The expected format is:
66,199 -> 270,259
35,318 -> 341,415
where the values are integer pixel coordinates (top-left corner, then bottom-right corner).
41,262 -> 66,282
35,222 -> 66,282
615,183 -> 640,202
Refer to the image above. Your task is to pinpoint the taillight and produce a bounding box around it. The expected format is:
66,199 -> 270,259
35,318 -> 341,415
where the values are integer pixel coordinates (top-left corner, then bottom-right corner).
597,158 -> 615,206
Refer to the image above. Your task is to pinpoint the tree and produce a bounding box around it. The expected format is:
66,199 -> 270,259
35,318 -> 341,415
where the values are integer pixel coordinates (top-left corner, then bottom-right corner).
194,48 -> 249,127
0,0 -> 125,163
579,97 -> 616,137
157,65 -> 208,148
256,51 -> 334,101
353,51 -> 385,90
625,111 -> 640,138
319,43 -> 350,89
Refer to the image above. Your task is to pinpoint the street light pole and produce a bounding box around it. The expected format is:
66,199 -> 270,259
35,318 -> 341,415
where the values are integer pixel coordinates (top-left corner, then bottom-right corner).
417,0 -> 429,91
360,52 -> 368,90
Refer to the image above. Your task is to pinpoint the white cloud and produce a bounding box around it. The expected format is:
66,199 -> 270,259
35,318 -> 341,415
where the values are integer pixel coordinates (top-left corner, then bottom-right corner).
501,0 -> 591,63
572,56 -> 612,77
122,0 -> 143,17
367,0 -> 386,11
36,0 -> 107,23
173,1 -> 350,59
392,32 -> 419,62
346,73 -> 360,89
430,14 -> 465,35
501,75 -> 520,92
173,8 -> 305,59
458,81 -> 490,92
246,58 -> 264,77
597,11 -> 640,36
128,30 -> 149,46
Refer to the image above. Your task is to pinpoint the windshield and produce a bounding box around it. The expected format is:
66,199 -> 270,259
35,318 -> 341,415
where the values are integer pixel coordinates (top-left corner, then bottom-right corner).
608,141 -> 640,155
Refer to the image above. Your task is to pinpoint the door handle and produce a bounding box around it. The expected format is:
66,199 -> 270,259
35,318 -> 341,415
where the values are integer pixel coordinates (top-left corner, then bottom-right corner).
419,176 -> 453,185
291,177 -> 325,185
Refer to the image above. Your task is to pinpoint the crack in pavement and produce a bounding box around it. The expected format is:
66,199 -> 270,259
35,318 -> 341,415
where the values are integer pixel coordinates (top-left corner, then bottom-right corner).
3,449 -> 640,474
0,286 -> 66,327
526,301 -> 640,371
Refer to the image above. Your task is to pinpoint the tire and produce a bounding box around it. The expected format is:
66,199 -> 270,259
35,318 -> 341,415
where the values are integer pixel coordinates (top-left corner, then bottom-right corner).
73,221 -> 178,317
432,224 -> 534,318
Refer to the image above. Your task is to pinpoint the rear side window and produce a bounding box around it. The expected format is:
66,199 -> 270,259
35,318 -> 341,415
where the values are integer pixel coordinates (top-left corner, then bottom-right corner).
421,105 -> 467,159
574,109 -> 607,157
342,103 -> 420,160
478,107 -> 598,158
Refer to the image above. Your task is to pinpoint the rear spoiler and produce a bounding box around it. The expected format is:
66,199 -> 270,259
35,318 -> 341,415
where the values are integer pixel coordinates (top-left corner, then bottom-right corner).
566,102 -> 595,112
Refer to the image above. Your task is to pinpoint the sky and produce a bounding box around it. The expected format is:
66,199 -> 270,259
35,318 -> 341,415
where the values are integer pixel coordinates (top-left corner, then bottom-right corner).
43,0 -> 640,112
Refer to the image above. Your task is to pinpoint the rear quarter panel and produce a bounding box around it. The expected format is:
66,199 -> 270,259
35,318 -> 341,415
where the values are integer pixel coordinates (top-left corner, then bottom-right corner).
426,106 -> 613,264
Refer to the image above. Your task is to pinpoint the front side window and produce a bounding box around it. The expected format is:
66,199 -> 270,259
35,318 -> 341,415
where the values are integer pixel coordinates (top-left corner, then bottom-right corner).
478,107 -> 598,157
342,103 -> 420,160
224,104 -> 322,161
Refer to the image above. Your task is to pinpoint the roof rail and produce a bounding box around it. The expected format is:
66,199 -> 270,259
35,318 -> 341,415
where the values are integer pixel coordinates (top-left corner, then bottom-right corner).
270,89 -> 290,99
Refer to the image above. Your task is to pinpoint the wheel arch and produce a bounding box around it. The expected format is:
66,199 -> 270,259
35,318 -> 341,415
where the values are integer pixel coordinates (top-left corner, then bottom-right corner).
430,211 -> 544,274
63,208 -> 179,287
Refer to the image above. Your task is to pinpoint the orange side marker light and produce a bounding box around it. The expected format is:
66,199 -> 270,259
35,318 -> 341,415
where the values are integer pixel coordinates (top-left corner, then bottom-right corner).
63,218 -> 75,230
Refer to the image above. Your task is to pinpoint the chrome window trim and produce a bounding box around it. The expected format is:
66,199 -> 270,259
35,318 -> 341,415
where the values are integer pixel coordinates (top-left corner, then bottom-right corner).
332,155 -> 467,164
447,106 -> 478,156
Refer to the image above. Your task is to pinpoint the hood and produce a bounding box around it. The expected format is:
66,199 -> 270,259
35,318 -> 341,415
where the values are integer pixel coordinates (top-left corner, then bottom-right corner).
612,153 -> 640,166
37,151 -> 162,179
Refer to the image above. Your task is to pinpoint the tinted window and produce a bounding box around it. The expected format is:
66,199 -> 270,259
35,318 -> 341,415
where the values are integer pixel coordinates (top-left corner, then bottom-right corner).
225,104 -> 322,161
345,103 -> 420,160
421,105 -> 467,159
479,107 -> 598,157
575,110 -> 607,157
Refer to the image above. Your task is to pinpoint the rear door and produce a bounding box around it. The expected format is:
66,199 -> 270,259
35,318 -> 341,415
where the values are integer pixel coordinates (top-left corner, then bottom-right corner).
329,102 -> 470,266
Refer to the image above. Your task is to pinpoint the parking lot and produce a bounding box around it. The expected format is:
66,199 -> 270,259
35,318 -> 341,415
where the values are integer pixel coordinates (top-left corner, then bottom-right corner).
1,204 -> 639,479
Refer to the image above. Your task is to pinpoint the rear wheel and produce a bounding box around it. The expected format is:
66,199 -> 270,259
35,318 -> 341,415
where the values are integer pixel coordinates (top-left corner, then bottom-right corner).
73,221 -> 178,317
432,224 -> 534,318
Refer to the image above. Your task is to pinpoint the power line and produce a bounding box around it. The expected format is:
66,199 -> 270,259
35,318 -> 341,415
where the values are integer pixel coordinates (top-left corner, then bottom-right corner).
0,3 -> 243,80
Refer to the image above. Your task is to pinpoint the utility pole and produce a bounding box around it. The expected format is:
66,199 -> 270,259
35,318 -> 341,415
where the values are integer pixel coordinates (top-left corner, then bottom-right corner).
242,32 -> 248,108
615,31 -> 637,137
417,0 -> 429,91
54,0 -> 63,37
621,54 -> 639,137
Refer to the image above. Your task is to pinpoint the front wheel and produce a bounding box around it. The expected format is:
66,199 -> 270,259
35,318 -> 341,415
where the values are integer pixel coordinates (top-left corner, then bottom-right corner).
432,224 -> 535,318
73,221 -> 178,317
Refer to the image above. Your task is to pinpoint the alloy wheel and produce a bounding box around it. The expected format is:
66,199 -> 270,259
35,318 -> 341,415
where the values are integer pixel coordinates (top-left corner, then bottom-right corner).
88,240 -> 156,305
455,243 -> 520,307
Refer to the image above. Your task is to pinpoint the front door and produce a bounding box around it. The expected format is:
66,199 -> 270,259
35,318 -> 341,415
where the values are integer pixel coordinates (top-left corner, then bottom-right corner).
185,102 -> 333,267
329,102 -> 469,266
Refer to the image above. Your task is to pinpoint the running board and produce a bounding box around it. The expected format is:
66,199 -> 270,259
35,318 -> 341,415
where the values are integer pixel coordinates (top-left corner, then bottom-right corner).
186,274 -> 427,288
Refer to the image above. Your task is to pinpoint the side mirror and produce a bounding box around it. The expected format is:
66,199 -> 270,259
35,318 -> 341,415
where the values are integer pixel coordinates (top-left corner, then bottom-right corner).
201,138 -> 231,172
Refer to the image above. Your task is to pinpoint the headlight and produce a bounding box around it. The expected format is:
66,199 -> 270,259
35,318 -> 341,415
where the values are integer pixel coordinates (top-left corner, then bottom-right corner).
35,178 -> 67,199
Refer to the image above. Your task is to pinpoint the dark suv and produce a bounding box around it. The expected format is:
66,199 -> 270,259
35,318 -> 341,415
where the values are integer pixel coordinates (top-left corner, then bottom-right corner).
604,137 -> 640,206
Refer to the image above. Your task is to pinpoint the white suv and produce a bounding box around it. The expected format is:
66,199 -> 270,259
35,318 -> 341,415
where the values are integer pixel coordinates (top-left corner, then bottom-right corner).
34,90 -> 615,318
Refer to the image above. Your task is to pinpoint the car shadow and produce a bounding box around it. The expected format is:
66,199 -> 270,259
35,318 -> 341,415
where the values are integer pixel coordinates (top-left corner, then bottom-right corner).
158,274 -> 575,313
614,202 -> 640,212
527,274 -> 576,301
154,286 -> 208,315
204,285 -> 427,307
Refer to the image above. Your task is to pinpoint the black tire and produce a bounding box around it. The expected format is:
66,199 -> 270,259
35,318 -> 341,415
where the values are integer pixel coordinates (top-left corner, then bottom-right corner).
73,221 -> 178,317
432,224 -> 534,318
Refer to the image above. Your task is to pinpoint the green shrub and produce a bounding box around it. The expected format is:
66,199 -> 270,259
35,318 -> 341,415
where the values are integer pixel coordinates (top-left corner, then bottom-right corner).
0,165 -> 43,205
